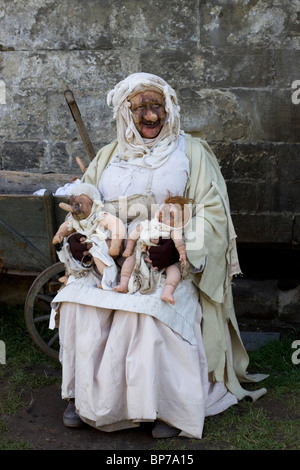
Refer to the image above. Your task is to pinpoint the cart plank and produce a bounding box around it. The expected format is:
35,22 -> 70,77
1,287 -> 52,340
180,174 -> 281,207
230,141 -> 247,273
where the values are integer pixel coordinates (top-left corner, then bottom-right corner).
0,193 -> 68,273
0,170 -> 79,194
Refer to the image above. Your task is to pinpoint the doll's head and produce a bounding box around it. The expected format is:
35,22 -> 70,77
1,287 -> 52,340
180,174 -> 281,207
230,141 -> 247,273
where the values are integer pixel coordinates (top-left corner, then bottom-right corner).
67,193 -> 93,220
157,195 -> 195,228
59,183 -> 102,221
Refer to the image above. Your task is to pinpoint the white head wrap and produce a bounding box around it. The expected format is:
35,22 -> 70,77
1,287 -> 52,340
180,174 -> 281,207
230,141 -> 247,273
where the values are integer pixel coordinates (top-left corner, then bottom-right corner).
107,72 -> 181,167
70,183 -> 103,213
70,182 -> 101,201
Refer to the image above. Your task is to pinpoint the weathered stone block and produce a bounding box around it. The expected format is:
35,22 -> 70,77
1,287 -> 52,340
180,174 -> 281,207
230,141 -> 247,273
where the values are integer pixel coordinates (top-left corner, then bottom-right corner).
293,216 -> 300,246
0,0 -> 199,51
229,143 -> 300,214
232,278 -> 278,319
181,88 -> 299,143
1,141 -> 46,172
278,284 -> 300,323
232,143 -> 279,182
140,47 -> 274,89
140,50 -> 203,91
109,0 -> 199,50
199,1 -> 297,49
230,89 -> 300,143
232,213 -> 294,245
240,332 -> 281,351
228,179 -> 299,215
274,50 -> 300,87
0,88 -> 46,141
46,90 -> 115,145
199,48 -> 274,88
209,142 -> 235,180
179,88 -> 252,141
0,51 -> 126,91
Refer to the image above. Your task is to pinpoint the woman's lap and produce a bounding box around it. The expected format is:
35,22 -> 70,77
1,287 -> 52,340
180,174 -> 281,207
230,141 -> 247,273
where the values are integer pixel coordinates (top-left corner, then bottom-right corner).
58,301 -> 237,438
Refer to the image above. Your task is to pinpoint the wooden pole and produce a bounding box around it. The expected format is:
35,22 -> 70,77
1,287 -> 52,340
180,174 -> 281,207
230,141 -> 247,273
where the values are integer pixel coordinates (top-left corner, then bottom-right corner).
62,85 -> 96,162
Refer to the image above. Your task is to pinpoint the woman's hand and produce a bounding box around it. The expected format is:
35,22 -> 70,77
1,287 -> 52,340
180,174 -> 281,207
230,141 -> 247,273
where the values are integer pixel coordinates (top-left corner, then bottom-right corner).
68,233 -> 93,261
148,238 -> 179,270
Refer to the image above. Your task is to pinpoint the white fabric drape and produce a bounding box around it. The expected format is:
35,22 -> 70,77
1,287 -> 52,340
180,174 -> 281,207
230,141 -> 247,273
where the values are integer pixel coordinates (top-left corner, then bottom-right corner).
59,302 -> 237,439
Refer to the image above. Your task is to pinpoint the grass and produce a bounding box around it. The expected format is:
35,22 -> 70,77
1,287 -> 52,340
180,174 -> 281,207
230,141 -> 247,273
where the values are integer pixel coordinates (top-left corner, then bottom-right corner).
0,302 -> 300,450
152,335 -> 300,451
0,304 -> 60,449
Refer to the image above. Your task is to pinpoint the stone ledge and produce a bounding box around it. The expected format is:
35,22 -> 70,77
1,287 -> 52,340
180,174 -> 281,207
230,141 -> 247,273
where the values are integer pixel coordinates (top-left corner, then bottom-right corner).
233,277 -> 300,324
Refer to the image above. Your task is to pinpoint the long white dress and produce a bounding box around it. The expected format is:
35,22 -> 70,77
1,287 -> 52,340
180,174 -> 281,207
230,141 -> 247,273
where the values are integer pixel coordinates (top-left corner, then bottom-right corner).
52,136 -> 238,439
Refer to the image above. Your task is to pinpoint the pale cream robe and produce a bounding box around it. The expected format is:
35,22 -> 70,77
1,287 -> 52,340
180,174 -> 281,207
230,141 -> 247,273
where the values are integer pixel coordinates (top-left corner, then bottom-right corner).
81,133 -> 267,401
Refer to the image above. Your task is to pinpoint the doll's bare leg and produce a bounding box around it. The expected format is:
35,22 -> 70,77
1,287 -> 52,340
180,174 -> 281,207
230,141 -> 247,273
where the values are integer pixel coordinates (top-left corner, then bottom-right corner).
93,257 -> 108,289
123,237 -> 137,258
113,255 -> 136,293
161,264 -> 181,305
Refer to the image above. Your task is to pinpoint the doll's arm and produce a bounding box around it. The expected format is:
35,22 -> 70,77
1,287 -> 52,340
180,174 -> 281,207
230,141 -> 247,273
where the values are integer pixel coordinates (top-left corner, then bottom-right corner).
100,213 -> 126,257
53,221 -> 73,245
171,229 -> 187,266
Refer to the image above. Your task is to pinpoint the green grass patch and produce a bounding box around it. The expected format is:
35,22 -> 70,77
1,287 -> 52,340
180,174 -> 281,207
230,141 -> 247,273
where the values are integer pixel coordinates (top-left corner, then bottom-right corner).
249,336 -> 300,402
202,401 -> 299,450
0,303 -> 60,449
199,335 -> 300,450
0,418 -> 31,450
152,334 -> 300,450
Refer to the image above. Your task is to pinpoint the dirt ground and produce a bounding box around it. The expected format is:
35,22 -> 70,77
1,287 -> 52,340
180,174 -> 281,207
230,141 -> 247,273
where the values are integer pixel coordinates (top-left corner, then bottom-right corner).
3,376 -> 158,451
0,362 -> 292,452
2,316 -> 299,451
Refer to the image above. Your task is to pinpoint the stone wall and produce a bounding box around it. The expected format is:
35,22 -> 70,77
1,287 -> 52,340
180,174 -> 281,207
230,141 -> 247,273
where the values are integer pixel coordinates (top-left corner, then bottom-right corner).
0,0 -> 299,248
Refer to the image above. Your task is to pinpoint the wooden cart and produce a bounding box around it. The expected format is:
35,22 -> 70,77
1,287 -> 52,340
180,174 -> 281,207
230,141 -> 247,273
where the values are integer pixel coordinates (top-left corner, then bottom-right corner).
0,87 -> 96,360
0,171 -> 80,360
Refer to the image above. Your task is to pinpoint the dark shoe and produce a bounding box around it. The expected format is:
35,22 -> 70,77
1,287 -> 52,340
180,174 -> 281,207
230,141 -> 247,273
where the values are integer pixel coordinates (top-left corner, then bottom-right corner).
63,399 -> 84,428
152,420 -> 180,438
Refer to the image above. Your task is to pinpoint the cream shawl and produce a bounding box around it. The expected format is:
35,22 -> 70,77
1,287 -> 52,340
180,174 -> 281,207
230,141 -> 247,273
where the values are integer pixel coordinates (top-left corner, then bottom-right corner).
82,134 -> 268,400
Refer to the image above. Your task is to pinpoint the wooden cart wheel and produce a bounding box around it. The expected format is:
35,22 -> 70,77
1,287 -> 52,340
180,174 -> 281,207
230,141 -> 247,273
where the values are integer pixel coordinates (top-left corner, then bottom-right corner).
24,262 -> 65,360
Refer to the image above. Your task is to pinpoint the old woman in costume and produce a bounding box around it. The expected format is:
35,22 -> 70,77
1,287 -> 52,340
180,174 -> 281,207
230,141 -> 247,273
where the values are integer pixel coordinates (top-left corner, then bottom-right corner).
51,73 -> 267,439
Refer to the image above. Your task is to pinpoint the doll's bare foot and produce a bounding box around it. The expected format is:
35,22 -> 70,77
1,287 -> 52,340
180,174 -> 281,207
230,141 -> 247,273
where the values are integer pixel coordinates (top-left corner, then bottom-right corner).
113,285 -> 128,293
59,275 -> 69,285
161,293 -> 175,305
97,283 -> 103,289
122,249 -> 132,258
113,277 -> 129,293
113,283 -> 129,293
161,284 -> 176,305
109,249 -> 119,258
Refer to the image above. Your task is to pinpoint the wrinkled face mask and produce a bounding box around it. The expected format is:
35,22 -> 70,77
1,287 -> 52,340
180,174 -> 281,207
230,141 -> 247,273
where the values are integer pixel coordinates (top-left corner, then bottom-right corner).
129,91 -> 166,139
106,72 -> 181,164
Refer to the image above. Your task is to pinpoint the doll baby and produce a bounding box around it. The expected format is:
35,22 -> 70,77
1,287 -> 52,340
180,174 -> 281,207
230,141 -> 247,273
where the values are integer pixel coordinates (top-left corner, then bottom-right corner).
114,195 -> 194,305
53,183 -> 126,289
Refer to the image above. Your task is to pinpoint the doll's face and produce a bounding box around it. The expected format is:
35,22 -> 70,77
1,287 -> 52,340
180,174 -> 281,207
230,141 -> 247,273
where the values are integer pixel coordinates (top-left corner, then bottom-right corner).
157,203 -> 182,228
69,194 -> 93,220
